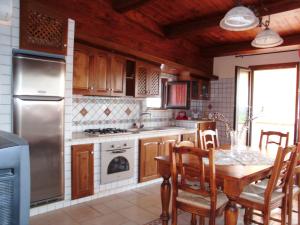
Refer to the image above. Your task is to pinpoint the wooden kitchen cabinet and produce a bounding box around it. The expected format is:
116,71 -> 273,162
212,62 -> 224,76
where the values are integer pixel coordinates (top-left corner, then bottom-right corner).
139,137 -> 161,182
73,43 -> 126,96
73,47 -> 91,95
90,50 -> 111,96
160,135 -> 180,156
135,61 -> 160,97
20,0 -> 68,55
71,144 -> 94,200
110,55 -> 126,96
139,135 -> 179,182
191,79 -> 210,100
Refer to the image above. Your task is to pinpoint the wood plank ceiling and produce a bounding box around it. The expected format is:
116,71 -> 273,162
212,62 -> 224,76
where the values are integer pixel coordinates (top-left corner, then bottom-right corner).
115,0 -> 300,56
33,0 -> 300,77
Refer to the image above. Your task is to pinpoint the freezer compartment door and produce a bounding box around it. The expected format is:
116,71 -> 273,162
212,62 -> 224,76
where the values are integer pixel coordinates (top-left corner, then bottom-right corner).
13,98 -> 64,204
13,54 -> 65,97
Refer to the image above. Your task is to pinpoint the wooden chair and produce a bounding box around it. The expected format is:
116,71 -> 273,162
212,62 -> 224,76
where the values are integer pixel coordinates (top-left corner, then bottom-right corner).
240,145 -> 298,225
287,164 -> 300,225
199,129 -> 220,150
170,146 -> 228,225
259,130 -> 289,149
176,140 -> 195,147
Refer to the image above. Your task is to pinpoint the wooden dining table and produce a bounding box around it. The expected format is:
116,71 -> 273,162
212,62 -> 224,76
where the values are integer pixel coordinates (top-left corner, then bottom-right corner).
154,146 -> 277,225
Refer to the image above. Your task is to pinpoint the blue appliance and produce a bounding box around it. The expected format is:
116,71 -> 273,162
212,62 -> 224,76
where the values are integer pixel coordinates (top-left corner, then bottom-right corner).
0,131 -> 30,225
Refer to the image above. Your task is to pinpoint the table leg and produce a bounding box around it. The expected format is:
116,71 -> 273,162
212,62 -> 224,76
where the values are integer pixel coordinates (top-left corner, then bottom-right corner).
160,174 -> 171,225
225,200 -> 238,225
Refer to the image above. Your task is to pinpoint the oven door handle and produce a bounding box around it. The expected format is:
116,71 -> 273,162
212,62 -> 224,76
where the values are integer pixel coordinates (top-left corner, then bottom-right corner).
111,150 -> 126,154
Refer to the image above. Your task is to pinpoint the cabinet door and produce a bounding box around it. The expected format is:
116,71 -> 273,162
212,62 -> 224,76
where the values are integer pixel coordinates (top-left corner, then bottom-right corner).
91,51 -> 111,96
160,135 -> 179,156
139,137 -> 161,182
147,66 -> 161,97
135,62 -> 148,97
72,144 -> 94,200
191,80 -> 200,100
199,80 -> 210,100
73,48 -> 91,95
20,0 -> 68,55
110,55 -> 126,96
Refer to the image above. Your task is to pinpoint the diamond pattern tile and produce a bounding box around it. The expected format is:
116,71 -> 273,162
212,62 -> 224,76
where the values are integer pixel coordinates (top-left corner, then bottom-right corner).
72,96 -> 174,131
104,107 -> 111,116
80,107 -> 88,117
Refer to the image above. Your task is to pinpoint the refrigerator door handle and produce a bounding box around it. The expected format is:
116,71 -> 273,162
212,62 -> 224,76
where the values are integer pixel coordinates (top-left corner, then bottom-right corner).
14,95 -> 64,101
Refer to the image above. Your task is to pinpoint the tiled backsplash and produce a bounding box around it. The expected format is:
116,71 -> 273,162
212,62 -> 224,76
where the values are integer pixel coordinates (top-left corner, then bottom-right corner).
72,95 -> 174,132
208,78 -> 235,144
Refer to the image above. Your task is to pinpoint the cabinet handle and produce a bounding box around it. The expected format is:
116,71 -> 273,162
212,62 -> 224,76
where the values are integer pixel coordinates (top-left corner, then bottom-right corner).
63,44 -> 67,48
90,151 -> 94,155
90,86 -> 94,91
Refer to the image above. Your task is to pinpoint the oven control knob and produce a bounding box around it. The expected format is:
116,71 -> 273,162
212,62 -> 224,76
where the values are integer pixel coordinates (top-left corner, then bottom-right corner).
124,143 -> 127,146
111,145 -> 114,148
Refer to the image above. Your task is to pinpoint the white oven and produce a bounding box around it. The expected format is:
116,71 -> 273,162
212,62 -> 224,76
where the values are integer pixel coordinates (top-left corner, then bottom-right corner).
100,140 -> 135,184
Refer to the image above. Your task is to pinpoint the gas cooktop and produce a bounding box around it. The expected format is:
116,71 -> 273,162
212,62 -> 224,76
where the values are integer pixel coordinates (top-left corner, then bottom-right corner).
84,128 -> 129,136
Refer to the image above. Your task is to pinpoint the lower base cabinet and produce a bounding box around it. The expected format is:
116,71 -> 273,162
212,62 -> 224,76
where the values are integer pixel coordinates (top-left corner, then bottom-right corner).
71,144 -> 94,200
139,135 -> 179,183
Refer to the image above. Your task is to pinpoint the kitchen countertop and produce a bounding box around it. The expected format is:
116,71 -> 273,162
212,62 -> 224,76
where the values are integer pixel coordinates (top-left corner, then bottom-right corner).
70,126 -> 197,145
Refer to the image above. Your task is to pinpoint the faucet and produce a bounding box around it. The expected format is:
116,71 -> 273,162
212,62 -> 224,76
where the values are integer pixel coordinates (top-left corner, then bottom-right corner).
136,112 -> 151,128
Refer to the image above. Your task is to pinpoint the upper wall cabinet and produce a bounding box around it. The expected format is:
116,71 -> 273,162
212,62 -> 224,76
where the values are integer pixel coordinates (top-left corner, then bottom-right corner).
191,79 -> 210,100
73,43 -> 126,96
135,61 -> 160,98
20,0 -> 68,55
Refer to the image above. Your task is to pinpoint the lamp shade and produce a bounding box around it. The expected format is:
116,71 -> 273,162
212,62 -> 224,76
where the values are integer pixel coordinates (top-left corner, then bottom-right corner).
0,0 -> 12,26
220,6 -> 259,31
251,28 -> 283,48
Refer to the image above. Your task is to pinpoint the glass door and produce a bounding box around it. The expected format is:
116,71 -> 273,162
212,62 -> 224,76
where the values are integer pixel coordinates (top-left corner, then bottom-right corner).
235,67 -> 251,145
235,63 -> 299,147
250,65 -> 298,146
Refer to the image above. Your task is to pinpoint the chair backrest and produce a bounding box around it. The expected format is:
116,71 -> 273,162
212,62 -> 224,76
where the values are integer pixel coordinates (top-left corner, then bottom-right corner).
199,129 -> 220,150
259,130 -> 289,149
176,140 -> 195,147
170,146 -> 217,210
264,145 -> 298,203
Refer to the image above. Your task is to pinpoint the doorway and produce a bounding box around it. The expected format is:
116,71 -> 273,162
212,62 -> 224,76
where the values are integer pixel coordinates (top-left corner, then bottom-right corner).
235,63 -> 299,147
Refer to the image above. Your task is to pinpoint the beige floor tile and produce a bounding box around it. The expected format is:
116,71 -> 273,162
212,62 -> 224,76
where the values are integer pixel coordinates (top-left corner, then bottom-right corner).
103,198 -> 134,211
118,206 -> 157,225
81,212 -> 129,225
126,194 -> 160,208
30,210 -> 79,225
63,204 -> 102,223
90,203 -> 114,214
87,195 -> 118,206
140,203 -> 161,217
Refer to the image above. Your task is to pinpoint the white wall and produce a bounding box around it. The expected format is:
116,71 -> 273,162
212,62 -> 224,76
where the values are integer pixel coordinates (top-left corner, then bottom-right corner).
0,0 -> 19,132
214,51 -> 300,78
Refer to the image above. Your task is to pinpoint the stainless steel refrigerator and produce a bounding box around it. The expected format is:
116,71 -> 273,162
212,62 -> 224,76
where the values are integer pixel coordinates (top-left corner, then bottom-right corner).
13,53 -> 65,205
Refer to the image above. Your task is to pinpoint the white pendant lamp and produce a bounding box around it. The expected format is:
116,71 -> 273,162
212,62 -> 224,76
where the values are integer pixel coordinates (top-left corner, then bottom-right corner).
0,0 -> 12,26
251,17 -> 283,48
220,5 -> 259,31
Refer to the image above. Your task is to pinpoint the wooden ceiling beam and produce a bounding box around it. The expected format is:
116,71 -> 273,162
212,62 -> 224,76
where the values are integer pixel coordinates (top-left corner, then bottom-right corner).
202,33 -> 300,57
112,0 -> 151,13
164,0 -> 300,38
